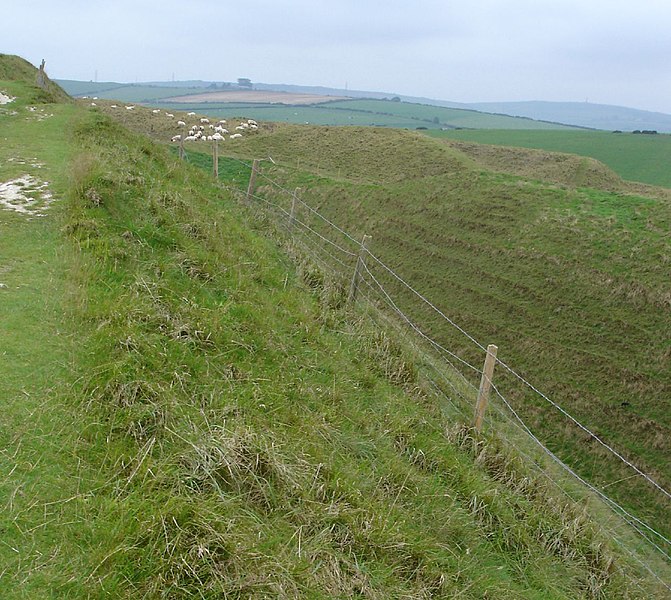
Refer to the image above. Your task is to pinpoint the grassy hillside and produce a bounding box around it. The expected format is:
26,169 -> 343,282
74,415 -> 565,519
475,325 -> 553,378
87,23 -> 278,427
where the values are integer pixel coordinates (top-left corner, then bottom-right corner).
2,58 -> 670,596
427,129 -> 671,188
187,123 -> 671,542
0,54 -> 70,104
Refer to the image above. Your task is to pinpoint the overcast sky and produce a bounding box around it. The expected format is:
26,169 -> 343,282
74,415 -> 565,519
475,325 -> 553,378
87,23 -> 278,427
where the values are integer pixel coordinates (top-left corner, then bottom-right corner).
5,0 -> 671,113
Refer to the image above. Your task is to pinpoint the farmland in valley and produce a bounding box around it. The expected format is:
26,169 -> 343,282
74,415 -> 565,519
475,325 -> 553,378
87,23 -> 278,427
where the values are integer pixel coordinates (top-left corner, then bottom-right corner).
427,128 -> 671,188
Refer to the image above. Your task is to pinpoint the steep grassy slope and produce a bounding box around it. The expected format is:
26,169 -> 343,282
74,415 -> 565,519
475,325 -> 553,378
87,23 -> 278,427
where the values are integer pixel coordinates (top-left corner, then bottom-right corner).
181,123 -> 671,543
0,54 -> 70,104
3,60 -> 670,597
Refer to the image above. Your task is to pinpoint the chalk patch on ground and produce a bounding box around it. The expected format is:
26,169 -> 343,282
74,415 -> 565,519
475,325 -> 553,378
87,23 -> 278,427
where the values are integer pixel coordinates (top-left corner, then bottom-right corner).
0,91 -> 16,105
6,157 -> 45,169
25,107 -> 54,121
0,175 -> 55,216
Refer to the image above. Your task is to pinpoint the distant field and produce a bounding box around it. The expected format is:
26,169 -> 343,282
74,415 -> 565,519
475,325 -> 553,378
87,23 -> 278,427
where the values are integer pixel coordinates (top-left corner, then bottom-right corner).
164,90 -> 349,104
325,99 -> 579,130
155,101 -> 447,128
156,98 -> 581,131
428,129 -> 671,188
57,80 -> 206,102
57,80 -> 588,131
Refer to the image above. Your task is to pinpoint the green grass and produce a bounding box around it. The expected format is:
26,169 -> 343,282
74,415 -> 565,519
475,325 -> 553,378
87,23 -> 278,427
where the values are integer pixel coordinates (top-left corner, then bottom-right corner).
206,123 -> 671,543
155,101 -> 454,129
56,80 -> 209,102
153,99 -> 581,131
2,57 -> 670,597
427,129 -> 671,188
324,99 -> 580,130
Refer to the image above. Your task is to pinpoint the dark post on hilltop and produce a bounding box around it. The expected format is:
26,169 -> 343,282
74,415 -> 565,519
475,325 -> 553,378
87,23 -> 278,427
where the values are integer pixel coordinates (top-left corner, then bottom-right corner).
36,59 -> 47,90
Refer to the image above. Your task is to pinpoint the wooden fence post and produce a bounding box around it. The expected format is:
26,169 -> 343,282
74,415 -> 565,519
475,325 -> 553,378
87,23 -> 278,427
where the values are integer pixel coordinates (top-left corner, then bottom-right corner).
474,344 -> 498,432
289,187 -> 300,231
245,158 -> 260,202
348,234 -> 371,303
212,139 -> 219,178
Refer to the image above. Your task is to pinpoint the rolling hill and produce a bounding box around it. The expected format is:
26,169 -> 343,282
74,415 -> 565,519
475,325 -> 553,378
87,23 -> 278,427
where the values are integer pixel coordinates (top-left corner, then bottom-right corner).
3,55 -> 670,597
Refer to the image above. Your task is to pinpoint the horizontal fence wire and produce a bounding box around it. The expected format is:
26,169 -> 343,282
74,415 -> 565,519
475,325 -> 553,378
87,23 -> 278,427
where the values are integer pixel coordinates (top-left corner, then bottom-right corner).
225,154 -> 671,580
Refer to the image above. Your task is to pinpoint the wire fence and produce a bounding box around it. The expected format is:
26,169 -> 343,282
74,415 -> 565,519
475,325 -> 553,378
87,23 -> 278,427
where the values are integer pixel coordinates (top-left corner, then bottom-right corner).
220,154 -> 670,589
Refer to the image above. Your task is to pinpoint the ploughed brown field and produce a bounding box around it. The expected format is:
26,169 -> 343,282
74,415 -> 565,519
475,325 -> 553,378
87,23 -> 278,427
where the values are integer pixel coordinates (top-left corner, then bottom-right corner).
163,89 -> 349,104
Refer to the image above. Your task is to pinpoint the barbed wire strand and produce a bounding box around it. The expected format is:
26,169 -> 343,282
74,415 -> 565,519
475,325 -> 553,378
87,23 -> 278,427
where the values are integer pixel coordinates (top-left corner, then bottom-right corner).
488,382 -> 671,555
233,154 -> 671,579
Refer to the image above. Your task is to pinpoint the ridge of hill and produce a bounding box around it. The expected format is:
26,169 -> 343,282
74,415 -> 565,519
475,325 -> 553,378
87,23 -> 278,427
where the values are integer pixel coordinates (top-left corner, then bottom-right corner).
2,56 -> 670,596
0,54 -> 70,104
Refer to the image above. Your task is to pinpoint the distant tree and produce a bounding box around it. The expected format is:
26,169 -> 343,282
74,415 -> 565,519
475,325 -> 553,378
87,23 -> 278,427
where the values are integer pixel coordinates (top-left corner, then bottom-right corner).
237,78 -> 252,89
391,96 -> 401,102
208,82 -> 218,89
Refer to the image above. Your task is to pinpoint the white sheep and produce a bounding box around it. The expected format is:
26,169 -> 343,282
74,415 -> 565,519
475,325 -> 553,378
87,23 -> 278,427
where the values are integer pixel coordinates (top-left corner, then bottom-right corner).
200,118 -> 210,124
217,119 -> 227,125
235,125 -> 245,131
247,119 -> 257,125
125,105 -> 135,110
230,133 -> 243,139
171,134 -> 182,142
110,104 -> 118,108
152,109 -> 161,114
90,102 -> 97,106
177,120 -> 186,126
212,133 -> 224,141
165,113 -> 174,118
184,135 -> 197,141
250,124 -> 258,130
187,112 -> 196,116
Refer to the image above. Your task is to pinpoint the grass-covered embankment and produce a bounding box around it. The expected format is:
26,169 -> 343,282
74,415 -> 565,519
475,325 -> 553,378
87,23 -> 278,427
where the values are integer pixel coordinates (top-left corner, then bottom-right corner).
196,123 -> 671,544
427,129 -> 671,188
55,107 -> 640,598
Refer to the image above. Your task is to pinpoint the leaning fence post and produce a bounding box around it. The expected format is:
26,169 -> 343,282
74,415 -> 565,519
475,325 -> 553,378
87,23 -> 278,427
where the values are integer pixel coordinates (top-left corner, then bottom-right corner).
289,187 -> 300,231
245,158 -> 260,202
212,139 -> 219,178
474,344 -> 498,432
348,234 -> 371,303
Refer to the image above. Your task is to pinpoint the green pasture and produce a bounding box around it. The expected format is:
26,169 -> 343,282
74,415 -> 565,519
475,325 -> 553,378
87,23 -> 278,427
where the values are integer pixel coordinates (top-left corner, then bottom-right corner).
157,101 -> 445,128
324,99 -> 579,130
428,128 -> 671,188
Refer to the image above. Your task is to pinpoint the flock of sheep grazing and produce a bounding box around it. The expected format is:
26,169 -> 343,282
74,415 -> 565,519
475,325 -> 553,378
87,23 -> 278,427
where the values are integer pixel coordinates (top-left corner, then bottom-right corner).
84,97 -> 259,144
170,114 -> 259,143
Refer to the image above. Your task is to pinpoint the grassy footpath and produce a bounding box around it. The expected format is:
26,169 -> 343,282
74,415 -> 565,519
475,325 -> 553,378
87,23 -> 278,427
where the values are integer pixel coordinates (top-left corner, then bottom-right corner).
0,83 -> 104,595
